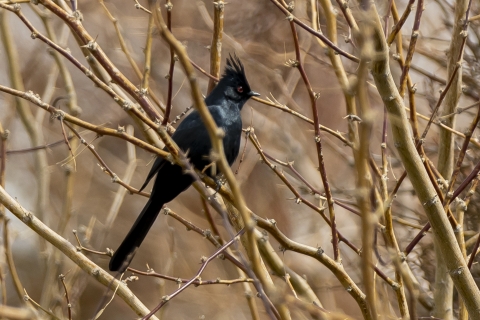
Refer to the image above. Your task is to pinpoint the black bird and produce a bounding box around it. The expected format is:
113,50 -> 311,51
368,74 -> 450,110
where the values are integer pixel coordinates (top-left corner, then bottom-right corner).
109,55 -> 259,272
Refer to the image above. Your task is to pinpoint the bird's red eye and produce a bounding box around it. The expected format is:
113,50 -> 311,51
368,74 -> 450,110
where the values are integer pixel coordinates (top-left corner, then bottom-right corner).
237,86 -> 244,93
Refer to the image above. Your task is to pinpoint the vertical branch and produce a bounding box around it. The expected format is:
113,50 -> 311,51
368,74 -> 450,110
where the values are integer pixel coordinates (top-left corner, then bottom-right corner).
59,274 -> 72,320
288,21 -> 339,262
435,0 -> 470,317
0,14 -> 51,310
0,9 -> 50,224
379,107 -> 410,316
3,219 -> 25,304
317,0 -> 359,149
444,101 -> 480,204
437,0 -> 470,181
240,272 -> 261,320
455,199 -> 468,320
142,13 -> 155,96
456,149 -> 480,320
398,0 -> 424,97
355,13 -> 377,320
207,1 -> 224,93
370,2 -> 480,316
0,123 -> 6,205
466,177 -> 480,270
382,0 -> 393,36
310,0 -> 326,49
162,0 -> 175,125
32,7 -> 80,309
390,1 -> 421,141
0,123 -> 7,306
366,1 -> 410,318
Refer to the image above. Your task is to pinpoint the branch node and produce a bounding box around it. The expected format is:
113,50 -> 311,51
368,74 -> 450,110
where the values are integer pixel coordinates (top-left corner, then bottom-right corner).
1,129 -> 10,140
213,1 -> 224,10
284,59 -> 298,67
165,2 -> 173,11
423,194 -> 438,207
286,1 -> 295,12
450,267 -> 464,276
343,114 -> 362,122
82,40 -> 98,52
410,83 -> 417,93
316,247 -> 324,256
22,211 -> 33,223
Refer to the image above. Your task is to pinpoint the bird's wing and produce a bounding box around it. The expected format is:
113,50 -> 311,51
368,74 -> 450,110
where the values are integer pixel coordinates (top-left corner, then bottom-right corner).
138,110 -> 206,192
172,105 -> 241,166
171,109 -> 213,162
140,106 -> 225,191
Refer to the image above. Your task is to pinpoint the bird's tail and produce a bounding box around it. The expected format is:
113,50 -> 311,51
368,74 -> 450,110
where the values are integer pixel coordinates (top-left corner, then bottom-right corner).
109,196 -> 165,272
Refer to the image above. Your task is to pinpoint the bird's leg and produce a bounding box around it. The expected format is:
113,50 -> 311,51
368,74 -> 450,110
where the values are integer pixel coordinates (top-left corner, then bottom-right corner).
212,176 -> 223,195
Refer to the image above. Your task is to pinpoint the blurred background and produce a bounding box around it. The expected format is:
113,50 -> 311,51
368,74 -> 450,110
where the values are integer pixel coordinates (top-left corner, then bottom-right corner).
1,0 -> 480,319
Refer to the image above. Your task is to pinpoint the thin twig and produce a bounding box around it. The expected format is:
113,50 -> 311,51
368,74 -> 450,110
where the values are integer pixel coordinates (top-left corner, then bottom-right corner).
288,20 -> 340,262
387,0 -> 416,45
23,289 -> 60,320
59,274 -> 72,320
398,0 -> 425,96
142,229 -> 246,319
127,266 -> 253,286
3,219 -> 24,303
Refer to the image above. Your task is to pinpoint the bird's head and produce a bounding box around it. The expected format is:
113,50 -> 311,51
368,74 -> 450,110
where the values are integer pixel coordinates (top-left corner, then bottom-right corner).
205,54 -> 259,109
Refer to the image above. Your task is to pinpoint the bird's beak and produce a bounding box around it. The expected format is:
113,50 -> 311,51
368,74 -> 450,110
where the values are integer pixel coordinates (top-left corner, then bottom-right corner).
249,91 -> 260,97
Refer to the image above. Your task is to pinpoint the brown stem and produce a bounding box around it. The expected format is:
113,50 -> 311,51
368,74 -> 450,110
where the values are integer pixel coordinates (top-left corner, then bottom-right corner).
162,0 -> 175,125
289,21 -> 339,262
207,1 -> 224,93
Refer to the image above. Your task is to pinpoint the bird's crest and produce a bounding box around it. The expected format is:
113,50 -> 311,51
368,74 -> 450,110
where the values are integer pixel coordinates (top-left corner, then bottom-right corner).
224,54 -> 249,85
